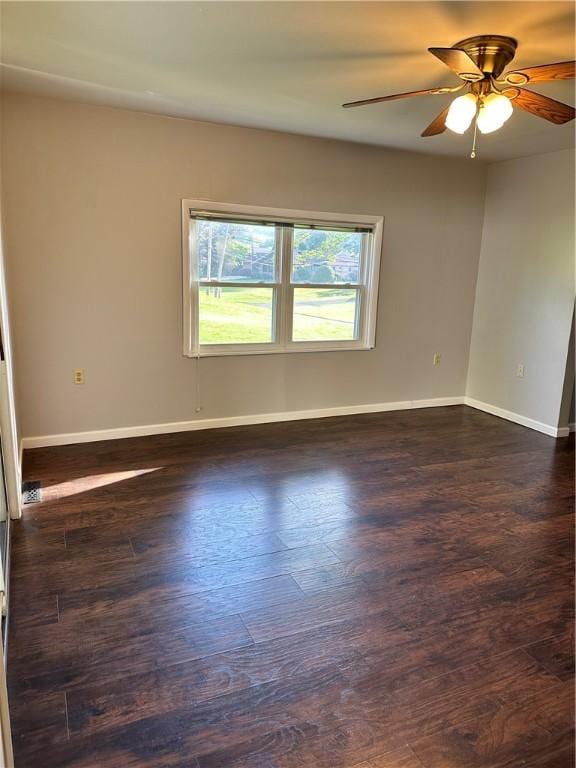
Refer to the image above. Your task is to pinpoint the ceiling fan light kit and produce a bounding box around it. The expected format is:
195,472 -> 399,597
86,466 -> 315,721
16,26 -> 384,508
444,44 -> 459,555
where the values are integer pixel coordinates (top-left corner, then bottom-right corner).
342,34 -> 575,158
476,92 -> 513,134
445,93 -> 476,133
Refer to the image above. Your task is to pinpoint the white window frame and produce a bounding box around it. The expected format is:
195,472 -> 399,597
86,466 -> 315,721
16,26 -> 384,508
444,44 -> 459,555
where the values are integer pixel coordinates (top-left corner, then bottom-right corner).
182,199 -> 383,357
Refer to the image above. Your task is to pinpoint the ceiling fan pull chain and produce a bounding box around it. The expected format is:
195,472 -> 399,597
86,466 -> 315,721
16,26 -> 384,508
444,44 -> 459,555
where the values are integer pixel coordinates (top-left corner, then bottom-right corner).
470,103 -> 480,159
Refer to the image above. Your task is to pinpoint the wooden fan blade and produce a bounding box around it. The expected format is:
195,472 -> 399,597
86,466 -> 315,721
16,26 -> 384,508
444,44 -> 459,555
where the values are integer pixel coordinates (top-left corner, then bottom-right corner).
506,87 -> 575,124
421,105 -> 450,137
342,84 -> 461,108
428,47 -> 484,80
502,60 -> 575,85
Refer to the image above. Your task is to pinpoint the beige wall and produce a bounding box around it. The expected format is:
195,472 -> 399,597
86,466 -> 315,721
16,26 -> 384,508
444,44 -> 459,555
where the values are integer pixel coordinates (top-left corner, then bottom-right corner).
1,93 -> 487,440
467,149 -> 575,431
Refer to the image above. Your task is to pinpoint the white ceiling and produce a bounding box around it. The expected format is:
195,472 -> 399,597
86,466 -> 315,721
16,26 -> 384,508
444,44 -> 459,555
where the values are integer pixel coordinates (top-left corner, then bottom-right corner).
1,1 -> 575,161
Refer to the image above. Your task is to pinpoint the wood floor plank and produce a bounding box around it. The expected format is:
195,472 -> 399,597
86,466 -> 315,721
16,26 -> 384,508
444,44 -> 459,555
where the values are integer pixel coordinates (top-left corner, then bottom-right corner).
291,561 -> 368,593
410,680 -> 574,768
524,746 -> 576,768
21,665 -> 345,768
354,747 -> 424,767
9,691 -> 68,754
190,649 -> 561,768
8,582 -> 59,634
241,583 -> 404,643
307,652 -> 563,767
13,541 -> 339,609
59,573 -> 305,630
9,407 -> 574,768
10,614 -> 254,693
66,611 -> 408,738
130,527 -> 287,568
525,631 -> 575,682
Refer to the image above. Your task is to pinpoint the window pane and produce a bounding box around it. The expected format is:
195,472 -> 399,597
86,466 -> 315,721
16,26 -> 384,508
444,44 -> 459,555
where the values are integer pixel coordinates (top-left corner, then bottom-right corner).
292,288 -> 358,342
199,286 -> 274,345
292,228 -> 363,284
197,220 -> 276,283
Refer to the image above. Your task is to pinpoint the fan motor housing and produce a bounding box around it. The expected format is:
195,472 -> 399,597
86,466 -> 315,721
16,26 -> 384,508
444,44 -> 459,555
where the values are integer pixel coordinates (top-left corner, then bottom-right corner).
454,35 -> 518,78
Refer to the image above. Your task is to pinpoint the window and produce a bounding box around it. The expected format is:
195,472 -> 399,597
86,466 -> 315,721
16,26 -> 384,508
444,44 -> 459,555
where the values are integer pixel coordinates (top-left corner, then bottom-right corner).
182,200 -> 383,356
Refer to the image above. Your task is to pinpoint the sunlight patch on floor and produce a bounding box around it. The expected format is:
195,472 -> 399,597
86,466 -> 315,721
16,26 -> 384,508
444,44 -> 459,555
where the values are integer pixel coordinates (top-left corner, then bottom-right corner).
43,467 -> 162,500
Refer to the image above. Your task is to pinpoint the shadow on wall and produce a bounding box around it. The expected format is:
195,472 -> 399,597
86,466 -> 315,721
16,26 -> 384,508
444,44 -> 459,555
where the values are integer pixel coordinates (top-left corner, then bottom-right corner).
559,305 -> 575,430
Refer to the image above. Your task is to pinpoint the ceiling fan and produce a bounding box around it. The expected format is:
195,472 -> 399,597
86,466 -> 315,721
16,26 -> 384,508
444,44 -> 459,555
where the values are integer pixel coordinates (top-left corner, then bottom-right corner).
342,36 -> 575,157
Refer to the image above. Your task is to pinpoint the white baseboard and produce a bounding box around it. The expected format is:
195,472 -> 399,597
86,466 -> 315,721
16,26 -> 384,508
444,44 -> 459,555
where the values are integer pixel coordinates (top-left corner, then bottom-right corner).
21,395 -> 571,450
21,396 -> 465,449
558,422 -> 576,438
464,397 -> 568,438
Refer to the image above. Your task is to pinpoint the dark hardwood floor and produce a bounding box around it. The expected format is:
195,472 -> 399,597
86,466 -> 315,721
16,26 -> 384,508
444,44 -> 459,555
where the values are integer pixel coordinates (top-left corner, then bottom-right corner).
8,405 -> 575,767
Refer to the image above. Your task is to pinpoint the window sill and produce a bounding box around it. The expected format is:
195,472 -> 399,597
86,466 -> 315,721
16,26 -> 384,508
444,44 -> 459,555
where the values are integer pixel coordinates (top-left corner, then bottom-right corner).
185,343 -> 375,358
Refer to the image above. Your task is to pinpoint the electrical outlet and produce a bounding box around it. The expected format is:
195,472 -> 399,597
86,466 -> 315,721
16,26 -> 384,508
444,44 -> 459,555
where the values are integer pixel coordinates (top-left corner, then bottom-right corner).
433,352 -> 441,366
516,364 -> 524,378
73,368 -> 85,385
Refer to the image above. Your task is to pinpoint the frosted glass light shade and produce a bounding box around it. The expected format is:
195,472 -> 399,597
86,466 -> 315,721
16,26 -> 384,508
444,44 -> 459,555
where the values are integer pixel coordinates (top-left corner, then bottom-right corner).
477,93 -> 513,134
445,93 -> 477,134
